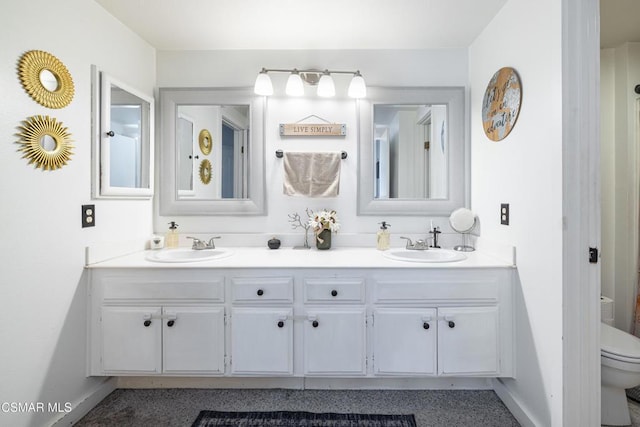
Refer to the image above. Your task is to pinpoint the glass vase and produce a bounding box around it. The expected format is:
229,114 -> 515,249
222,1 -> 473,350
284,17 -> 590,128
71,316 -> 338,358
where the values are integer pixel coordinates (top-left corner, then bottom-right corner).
316,229 -> 332,250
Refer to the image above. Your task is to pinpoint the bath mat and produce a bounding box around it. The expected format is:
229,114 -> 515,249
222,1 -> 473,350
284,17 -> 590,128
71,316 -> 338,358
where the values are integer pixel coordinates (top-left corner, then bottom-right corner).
191,410 -> 417,426
627,386 -> 640,403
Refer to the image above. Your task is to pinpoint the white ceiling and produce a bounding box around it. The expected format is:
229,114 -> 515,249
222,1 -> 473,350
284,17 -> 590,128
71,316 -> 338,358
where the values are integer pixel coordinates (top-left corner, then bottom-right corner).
94,0 -> 509,50
601,0 -> 640,48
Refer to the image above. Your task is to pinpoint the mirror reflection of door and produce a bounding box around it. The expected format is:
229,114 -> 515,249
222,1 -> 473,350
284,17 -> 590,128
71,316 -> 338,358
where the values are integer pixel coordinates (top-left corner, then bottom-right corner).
373,104 -> 448,199
176,105 -> 249,200
109,98 -> 142,188
177,114 -> 195,196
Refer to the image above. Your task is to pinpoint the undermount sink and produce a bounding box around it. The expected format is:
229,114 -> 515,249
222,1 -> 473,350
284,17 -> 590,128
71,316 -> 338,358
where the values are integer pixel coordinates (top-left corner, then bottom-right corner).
145,248 -> 233,263
383,248 -> 467,263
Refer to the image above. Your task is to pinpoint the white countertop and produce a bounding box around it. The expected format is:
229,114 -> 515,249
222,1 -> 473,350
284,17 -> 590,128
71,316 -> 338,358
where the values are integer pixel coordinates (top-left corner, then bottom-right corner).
86,246 -> 515,269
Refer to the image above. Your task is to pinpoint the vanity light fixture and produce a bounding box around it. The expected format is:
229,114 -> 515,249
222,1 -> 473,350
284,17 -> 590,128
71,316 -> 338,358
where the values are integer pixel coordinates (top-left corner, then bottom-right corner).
254,68 -> 366,98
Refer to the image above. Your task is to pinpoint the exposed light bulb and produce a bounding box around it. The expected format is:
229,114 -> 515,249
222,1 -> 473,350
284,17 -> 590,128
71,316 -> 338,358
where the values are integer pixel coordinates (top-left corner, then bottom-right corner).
285,70 -> 304,96
317,71 -> 335,98
253,69 -> 273,96
348,71 -> 367,98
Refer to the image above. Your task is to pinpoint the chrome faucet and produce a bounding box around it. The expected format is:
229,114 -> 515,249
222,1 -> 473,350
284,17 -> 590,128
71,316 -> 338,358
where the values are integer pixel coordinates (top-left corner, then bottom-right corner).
400,237 -> 429,250
186,236 -> 221,250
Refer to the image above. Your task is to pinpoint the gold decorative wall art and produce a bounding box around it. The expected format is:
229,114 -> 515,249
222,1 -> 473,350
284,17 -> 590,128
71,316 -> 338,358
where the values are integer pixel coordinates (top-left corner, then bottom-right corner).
199,129 -> 212,155
199,159 -> 212,184
17,115 -> 74,170
18,50 -> 75,109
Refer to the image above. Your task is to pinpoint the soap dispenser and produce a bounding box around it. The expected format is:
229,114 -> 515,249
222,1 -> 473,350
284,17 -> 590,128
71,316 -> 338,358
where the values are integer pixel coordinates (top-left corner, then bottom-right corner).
165,221 -> 179,248
377,221 -> 391,251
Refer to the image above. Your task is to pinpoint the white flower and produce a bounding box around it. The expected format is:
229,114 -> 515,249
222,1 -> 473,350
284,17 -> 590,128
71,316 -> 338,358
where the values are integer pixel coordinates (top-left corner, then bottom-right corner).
308,209 -> 340,233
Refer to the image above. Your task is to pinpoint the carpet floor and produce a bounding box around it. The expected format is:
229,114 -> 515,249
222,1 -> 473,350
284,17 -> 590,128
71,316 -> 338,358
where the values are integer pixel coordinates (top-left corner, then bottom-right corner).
74,389 -> 520,427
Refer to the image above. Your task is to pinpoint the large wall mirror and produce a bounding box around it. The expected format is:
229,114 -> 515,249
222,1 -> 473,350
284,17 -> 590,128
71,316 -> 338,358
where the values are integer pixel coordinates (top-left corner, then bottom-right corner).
358,87 -> 467,215
159,88 -> 265,215
91,66 -> 154,199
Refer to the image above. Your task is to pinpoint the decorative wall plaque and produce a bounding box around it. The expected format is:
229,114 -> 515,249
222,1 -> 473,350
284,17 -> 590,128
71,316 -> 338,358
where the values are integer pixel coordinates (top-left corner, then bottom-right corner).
280,123 -> 346,136
481,67 -> 522,141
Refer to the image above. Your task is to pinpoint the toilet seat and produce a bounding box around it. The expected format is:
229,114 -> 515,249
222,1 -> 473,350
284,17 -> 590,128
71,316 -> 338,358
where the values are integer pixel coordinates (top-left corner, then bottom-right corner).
601,323 -> 640,362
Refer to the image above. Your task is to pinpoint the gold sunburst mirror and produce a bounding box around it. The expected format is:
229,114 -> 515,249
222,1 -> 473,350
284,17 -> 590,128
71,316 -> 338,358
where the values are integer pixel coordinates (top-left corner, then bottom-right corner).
18,50 -> 75,109
199,159 -> 212,184
17,115 -> 74,170
199,129 -> 212,155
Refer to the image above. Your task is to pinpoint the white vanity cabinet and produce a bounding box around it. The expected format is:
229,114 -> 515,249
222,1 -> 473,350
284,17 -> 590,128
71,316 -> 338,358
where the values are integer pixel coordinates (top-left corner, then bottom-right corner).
372,308 -> 438,376
230,277 -> 294,375
371,269 -> 513,378
88,259 -> 514,381
88,270 -> 226,376
302,278 -> 367,375
437,306 -> 499,375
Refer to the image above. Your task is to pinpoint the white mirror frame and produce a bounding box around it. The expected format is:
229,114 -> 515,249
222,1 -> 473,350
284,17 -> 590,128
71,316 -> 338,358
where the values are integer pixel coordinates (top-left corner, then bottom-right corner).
357,86 -> 467,216
158,88 -> 266,216
91,65 -> 154,199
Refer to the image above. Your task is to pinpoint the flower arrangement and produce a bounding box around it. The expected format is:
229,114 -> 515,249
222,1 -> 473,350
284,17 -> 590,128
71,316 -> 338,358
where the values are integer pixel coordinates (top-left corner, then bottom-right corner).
308,209 -> 340,244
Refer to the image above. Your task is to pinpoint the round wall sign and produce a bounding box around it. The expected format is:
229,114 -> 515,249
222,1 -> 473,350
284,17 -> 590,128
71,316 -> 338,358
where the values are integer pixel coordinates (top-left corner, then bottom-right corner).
481,67 -> 522,141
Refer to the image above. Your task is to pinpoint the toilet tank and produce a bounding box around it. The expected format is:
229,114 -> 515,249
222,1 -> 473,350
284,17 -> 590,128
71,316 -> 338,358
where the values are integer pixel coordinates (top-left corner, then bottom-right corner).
601,296 -> 615,326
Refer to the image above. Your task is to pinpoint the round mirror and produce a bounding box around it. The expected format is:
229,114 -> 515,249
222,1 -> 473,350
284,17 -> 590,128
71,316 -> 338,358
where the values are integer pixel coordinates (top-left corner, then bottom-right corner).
17,115 -> 73,171
449,207 -> 476,233
39,69 -> 60,92
39,134 -> 58,151
449,208 -> 476,252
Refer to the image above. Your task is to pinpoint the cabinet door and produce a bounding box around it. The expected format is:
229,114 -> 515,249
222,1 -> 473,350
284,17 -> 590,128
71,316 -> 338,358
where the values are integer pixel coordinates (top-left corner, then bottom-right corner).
101,306 -> 161,373
438,306 -> 499,375
230,307 -> 293,375
303,308 -> 366,375
373,308 -> 437,375
163,306 -> 225,374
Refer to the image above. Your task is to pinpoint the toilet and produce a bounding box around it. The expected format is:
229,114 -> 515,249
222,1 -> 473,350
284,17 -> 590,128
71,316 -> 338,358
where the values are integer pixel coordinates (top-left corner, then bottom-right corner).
601,322 -> 640,425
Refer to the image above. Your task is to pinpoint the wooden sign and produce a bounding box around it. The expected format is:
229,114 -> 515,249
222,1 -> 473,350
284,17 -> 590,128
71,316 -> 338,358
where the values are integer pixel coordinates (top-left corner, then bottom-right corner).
279,123 -> 346,136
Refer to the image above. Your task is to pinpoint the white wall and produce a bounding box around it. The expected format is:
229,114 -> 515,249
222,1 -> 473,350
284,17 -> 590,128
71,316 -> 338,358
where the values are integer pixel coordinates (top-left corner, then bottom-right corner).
155,49 -> 469,242
469,0 -> 563,425
0,1 -> 155,426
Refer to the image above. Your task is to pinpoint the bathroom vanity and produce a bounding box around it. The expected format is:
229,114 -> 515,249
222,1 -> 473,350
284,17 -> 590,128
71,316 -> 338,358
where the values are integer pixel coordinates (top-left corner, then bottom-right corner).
86,247 -> 515,381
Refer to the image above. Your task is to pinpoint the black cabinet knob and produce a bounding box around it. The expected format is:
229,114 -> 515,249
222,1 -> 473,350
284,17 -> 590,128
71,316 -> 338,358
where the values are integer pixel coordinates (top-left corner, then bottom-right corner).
106,130 -> 115,137
257,289 -> 264,296
448,321 -> 455,328
331,290 -> 338,297
312,320 -> 319,328
423,322 -> 430,330
143,320 -> 151,327
277,320 -> 284,328
167,320 -> 175,327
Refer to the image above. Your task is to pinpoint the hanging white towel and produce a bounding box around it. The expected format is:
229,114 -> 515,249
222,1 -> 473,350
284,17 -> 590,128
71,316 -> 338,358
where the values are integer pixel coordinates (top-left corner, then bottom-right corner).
283,152 -> 341,197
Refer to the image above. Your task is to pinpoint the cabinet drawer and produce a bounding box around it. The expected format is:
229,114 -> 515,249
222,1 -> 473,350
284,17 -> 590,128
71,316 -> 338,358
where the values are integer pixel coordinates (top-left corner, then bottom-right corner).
101,276 -> 225,302
373,279 -> 498,304
232,277 -> 293,303
304,278 -> 365,303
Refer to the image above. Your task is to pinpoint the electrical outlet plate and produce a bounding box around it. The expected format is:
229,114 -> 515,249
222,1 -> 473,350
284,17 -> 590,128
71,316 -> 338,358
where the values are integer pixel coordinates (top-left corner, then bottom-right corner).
82,204 -> 95,228
500,203 -> 509,225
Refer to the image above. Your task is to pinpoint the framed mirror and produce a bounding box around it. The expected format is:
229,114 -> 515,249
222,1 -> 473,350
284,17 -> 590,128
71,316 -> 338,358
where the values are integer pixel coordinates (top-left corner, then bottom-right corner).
357,87 -> 467,216
91,66 -> 154,199
159,88 -> 265,215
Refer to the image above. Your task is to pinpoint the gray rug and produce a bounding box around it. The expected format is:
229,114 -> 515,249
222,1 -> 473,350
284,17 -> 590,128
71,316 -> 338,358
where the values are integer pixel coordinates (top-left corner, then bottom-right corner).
191,410 -> 417,426
628,387 -> 640,403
